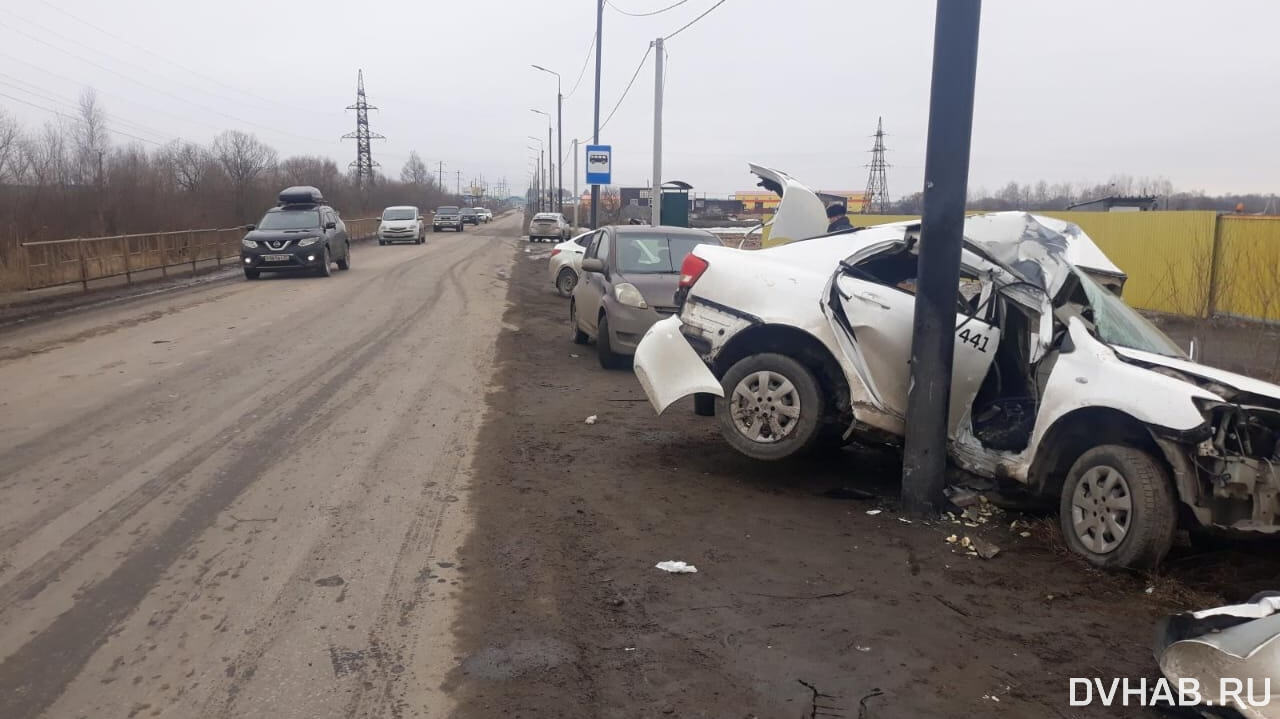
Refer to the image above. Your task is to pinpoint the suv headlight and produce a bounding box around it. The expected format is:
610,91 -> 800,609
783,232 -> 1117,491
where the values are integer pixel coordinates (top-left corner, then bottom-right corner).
614,282 -> 648,309
241,238 -> 258,249
298,236 -> 321,247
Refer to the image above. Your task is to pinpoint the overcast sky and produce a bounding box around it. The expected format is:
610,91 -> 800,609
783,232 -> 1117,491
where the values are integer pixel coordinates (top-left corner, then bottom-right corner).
2,0 -> 1277,199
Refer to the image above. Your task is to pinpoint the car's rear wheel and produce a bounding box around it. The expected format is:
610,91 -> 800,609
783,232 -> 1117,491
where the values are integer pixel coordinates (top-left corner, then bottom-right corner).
1059,445 -> 1177,569
244,268 -> 260,280
569,302 -> 589,345
555,268 -> 577,297
596,314 -> 628,370
336,243 -> 350,271
716,353 -> 824,461
317,247 -> 332,277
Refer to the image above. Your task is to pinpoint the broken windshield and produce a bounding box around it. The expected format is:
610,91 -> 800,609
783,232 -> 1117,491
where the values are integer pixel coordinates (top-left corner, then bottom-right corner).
1076,270 -> 1185,358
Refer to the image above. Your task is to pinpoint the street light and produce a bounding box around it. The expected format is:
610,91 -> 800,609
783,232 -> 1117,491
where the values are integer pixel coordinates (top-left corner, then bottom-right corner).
530,111 -> 553,212
531,64 -> 563,215
527,135 -> 546,212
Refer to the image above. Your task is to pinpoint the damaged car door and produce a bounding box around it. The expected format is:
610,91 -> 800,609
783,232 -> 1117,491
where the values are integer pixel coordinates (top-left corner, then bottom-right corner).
825,238 -> 1001,435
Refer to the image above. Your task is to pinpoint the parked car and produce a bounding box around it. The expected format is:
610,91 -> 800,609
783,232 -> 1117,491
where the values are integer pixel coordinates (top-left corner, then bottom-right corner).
433,206 -> 464,232
240,186 -> 351,279
571,226 -> 722,369
528,212 -> 571,243
632,165 -> 1280,570
548,230 -> 595,297
378,205 -> 425,245
460,208 -> 481,225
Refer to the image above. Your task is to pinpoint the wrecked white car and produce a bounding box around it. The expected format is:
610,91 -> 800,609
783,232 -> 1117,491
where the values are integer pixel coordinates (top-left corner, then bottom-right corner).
633,165 -> 1280,569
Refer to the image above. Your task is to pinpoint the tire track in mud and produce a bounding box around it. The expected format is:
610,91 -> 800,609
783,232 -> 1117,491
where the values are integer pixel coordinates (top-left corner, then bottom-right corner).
0,239 -> 497,719
197,237 -> 509,719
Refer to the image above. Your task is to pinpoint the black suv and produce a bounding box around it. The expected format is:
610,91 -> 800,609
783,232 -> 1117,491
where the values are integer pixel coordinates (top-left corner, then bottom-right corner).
460,208 -> 480,225
240,186 -> 351,279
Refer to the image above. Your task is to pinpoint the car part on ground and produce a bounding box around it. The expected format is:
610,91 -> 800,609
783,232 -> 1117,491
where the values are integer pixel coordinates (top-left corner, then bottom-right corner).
630,163 -> 1280,569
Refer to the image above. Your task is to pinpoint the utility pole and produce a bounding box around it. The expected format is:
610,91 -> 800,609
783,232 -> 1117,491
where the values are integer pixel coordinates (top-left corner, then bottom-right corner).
455,170 -> 462,199
573,138 -> 580,229
864,117 -> 891,214
541,148 -> 547,212
342,69 -> 385,189
901,0 -> 983,516
437,161 -> 445,190
548,123 -> 554,211
590,0 -> 604,228
651,37 -> 664,227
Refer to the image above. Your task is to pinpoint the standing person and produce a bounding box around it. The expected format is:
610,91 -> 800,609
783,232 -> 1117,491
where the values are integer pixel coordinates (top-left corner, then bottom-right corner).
826,203 -> 853,232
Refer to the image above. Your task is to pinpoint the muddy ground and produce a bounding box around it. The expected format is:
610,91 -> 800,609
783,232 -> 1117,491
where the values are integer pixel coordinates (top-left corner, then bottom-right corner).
444,238 -> 1280,718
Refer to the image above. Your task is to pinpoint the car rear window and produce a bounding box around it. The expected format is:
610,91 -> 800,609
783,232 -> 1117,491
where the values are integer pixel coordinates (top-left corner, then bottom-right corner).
616,233 -> 718,274
258,210 -> 320,230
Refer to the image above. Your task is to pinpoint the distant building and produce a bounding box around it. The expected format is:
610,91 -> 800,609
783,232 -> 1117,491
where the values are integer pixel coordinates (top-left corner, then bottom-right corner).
691,197 -> 744,219
1067,195 -> 1159,212
732,189 -> 868,214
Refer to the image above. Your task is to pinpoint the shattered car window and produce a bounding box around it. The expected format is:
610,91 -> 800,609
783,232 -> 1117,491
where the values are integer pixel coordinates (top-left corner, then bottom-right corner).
1077,270 -> 1186,358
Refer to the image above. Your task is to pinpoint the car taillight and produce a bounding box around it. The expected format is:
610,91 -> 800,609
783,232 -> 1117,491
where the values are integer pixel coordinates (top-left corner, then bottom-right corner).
550,249 -> 561,257
678,253 -> 709,289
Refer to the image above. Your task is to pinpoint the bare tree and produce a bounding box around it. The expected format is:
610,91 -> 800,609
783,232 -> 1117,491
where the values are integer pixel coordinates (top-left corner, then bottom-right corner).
0,109 -> 21,183
212,130 -> 277,221
72,88 -> 110,187
400,151 -> 430,186
168,141 -> 216,194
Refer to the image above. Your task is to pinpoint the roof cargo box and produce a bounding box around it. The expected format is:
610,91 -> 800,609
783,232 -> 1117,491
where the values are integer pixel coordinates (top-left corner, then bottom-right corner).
278,186 -> 325,206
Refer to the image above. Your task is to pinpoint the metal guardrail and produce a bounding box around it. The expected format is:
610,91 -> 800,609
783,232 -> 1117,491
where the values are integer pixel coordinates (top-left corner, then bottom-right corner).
20,218 -> 380,292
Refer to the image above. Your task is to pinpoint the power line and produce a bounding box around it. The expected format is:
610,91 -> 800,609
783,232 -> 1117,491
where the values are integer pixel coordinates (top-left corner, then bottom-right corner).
0,19 -> 335,146
663,0 -> 729,40
0,90 -> 164,145
33,0 -> 343,117
0,74 -> 178,144
563,31 -> 597,100
606,0 -> 692,17
600,44 -> 653,133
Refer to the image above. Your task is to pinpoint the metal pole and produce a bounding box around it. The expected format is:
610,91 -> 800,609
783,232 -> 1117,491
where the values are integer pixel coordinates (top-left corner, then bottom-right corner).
651,37 -> 664,227
540,149 -> 546,211
901,0 -> 983,516
590,0 -> 603,228
548,123 -> 554,212
573,138 -> 580,229
556,90 -> 564,214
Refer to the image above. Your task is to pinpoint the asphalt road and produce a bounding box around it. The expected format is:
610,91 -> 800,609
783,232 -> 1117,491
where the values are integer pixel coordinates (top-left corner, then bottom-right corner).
0,216 -> 518,719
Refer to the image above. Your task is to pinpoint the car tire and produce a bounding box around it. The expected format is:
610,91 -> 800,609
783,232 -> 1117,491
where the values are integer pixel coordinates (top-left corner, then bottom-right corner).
715,353 -> 824,462
555,268 -> 577,297
433,226 -> 439,232
569,301 -> 590,345
694,393 -> 716,417
596,313 -> 628,370
317,247 -> 332,277
1058,445 -> 1177,570
378,240 -> 385,246
244,268 -> 260,280
336,244 -> 350,271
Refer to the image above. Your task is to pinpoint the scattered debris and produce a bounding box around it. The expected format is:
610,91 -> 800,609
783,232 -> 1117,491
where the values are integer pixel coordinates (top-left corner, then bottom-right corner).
865,509 -> 882,516
945,534 -> 958,544
584,415 -> 598,425
944,486 -> 981,508
854,645 -> 871,652
314,575 -> 345,587
897,517 -> 912,524
570,354 -> 580,358
1145,586 -> 1155,595
1019,531 -> 1031,538
655,561 -> 697,574
970,537 -> 1001,560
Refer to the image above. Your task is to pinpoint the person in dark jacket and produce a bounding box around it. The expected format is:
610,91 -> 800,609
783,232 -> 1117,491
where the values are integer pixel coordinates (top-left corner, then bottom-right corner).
826,203 -> 853,233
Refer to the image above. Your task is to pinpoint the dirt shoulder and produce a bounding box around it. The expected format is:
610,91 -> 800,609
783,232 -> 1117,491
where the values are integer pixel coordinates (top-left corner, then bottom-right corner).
443,241 -> 1272,717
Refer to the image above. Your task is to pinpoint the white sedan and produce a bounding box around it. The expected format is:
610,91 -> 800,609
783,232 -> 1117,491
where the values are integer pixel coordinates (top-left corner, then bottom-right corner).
547,230 -> 594,297
633,163 -> 1280,570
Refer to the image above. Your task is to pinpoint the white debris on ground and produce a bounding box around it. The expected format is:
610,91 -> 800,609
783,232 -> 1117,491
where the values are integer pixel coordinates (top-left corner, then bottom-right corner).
865,509 -> 882,516
585,415 -> 598,425
655,561 -> 698,574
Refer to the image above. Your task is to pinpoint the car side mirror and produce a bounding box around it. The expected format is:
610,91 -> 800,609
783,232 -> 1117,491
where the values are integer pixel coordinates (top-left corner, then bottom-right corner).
581,258 -> 605,274
325,221 -> 337,230
245,224 -> 256,231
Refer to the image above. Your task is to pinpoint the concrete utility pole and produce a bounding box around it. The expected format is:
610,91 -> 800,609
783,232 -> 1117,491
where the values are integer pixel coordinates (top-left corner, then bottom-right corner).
651,37 -> 664,227
437,161 -> 445,191
573,138 -> 580,229
548,123 -> 554,211
901,0 -> 983,516
590,0 -> 604,228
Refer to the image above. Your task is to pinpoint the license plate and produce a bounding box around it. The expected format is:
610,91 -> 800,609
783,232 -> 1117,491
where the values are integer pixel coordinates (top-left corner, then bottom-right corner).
262,254 -> 291,262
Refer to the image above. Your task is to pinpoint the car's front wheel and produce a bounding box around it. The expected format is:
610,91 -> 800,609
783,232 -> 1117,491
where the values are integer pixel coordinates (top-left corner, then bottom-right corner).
555,268 -> 577,297
596,313 -> 628,370
1059,445 -> 1177,569
716,353 -> 824,461
336,243 -> 350,271
317,247 -> 332,277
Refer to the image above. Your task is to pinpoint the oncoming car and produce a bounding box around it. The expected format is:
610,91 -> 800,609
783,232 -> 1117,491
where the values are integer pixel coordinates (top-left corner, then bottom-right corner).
240,186 -> 351,279
378,205 -> 425,245
633,164 -> 1280,570
460,208 -> 481,225
433,206 -> 464,232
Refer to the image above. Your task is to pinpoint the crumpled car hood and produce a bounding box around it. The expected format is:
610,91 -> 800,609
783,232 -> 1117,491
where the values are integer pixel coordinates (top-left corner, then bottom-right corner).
1112,346 -> 1280,404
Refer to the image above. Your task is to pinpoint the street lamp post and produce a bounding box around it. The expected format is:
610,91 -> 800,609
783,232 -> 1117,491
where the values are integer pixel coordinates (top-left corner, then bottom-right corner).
531,65 -> 563,216
530,112 -> 553,214
527,136 -> 544,211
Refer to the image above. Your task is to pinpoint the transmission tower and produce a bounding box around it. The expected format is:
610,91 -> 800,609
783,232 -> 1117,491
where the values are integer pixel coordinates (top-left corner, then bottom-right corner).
342,69 -> 385,189
863,116 -> 890,214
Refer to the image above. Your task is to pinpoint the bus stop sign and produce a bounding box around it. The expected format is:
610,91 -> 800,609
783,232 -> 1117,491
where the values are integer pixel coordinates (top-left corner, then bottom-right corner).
585,145 -> 611,185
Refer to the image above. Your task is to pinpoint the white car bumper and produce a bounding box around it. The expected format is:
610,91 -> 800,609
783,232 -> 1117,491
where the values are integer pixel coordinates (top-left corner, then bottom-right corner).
633,315 -> 723,414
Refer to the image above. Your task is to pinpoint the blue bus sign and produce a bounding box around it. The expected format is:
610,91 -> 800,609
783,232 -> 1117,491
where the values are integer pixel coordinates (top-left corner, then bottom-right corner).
585,145 -> 611,185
